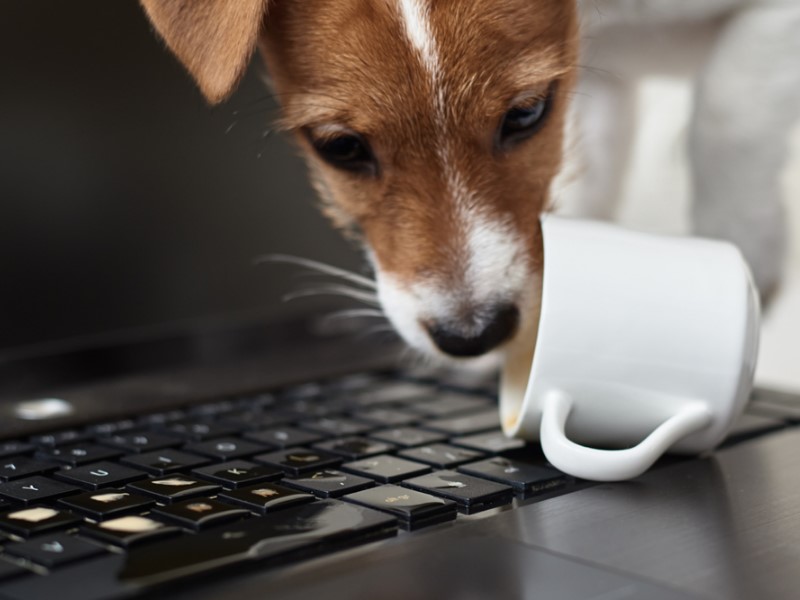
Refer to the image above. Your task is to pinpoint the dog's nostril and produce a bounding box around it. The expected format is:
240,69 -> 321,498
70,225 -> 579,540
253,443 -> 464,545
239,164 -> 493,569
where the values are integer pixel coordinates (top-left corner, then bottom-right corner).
425,304 -> 520,357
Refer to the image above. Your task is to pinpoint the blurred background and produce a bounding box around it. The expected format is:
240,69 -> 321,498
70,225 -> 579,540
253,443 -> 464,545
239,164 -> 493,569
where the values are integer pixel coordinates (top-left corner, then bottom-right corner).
1,1 -> 798,389
0,0 -> 362,355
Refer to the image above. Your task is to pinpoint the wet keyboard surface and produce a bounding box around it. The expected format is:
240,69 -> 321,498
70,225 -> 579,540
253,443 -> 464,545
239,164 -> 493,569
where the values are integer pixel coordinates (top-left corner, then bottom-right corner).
0,372 -> 573,599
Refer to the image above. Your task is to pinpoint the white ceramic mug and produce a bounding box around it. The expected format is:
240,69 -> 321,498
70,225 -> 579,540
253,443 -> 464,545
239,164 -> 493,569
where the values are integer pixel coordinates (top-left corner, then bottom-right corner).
500,215 -> 760,481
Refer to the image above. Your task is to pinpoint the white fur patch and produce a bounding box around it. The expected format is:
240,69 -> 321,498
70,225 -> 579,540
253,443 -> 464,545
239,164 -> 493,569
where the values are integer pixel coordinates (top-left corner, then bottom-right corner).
398,0 -> 446,132
375,271 -> 437,354
441,152 -> 530,316
398,0 -> 439,79
463,212 -> 530,314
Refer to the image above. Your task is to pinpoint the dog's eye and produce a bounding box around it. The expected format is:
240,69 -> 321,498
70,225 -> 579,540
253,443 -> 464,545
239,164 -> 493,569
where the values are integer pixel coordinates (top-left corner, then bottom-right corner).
309,132 -> 376,175
497,87 -> 554,150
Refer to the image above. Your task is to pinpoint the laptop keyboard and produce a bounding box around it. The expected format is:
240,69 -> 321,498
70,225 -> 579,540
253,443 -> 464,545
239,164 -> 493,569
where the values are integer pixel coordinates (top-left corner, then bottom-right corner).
0,372 -> 574,598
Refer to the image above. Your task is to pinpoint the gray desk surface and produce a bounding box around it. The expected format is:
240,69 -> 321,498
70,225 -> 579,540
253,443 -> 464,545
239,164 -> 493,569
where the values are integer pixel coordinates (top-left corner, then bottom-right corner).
482,427 -> 800,600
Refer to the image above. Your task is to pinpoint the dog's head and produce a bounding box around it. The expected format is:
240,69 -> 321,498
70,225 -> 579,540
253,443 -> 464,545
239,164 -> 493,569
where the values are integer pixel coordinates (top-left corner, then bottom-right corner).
141,0 -> 578,359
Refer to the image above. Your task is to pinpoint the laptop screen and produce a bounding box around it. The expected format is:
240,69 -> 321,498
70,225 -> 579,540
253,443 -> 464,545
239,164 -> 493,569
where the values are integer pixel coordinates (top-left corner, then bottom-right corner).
0,0 -> 362,356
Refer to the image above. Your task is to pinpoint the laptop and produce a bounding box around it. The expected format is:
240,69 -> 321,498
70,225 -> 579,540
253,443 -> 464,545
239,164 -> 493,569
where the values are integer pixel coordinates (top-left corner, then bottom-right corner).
1,2 -> 799,599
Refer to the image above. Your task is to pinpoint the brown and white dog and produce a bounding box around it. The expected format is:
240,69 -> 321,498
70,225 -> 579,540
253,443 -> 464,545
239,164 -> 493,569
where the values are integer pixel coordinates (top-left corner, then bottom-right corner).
139,0 -> 799,361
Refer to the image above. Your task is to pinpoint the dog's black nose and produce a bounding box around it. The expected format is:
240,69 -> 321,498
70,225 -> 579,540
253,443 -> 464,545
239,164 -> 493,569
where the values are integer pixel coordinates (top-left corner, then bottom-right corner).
425,304 -> 520,357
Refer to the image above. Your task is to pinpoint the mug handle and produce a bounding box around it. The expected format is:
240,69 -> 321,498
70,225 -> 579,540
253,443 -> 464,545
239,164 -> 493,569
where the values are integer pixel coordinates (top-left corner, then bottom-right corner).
540,389 -> 712,481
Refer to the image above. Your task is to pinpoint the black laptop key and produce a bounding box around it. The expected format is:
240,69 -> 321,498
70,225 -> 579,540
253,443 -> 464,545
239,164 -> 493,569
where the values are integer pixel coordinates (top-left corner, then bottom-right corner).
117,501 -> 396,584
458,457 -> 567,495
298,417 -> 375,437
0,507 -> 81,538
99,431 -> 182,453
120,449 -> 210,475
87,419 -> 137,437
221,411 -> 294,431
59,489 -> 155,519
127,476 -> 220,504
406,393 -> 493,417
313,437 -> 397,460
450,431 -> 526,454
0,558 -> 30,582
183,437 -> 268,461
218,482 -> 315,514
5,533 -> 106,568
328,372 -> 386,394
341,455 -> 431,483
283,470 -> 375,498
187,400 -> 237,417
160,420 -> 238,441
422,409 -> 501,436
152,498 -> 250,530
138,409 -> 187,426
244,427 -> 325,449
369,427 -> 447,448
351,381 -> 435,407
81,515 -> 181,548
353,407 -> 421,427
191,460 -> 280,489
0,477 -> 79,505
234,392 -> 279,411
398,444 -> 486,468
253,448 -> 341,476
402,470 -> 513,514
282,381 -> 325,401
30,430 -> 92,448
343,484 -> 456,530
285,398 -> 343,419
36,444 -> 123,467
0,442 -> 35,458
0,457 -> 58,481
53,461 -> 147,490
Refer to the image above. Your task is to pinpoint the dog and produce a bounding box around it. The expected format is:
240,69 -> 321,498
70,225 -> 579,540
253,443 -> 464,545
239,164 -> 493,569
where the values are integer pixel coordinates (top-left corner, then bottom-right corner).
140,0 -> 800,361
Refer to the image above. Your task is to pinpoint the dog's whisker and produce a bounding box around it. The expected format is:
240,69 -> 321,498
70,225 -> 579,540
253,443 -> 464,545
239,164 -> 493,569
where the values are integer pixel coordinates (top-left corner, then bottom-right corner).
355,324 -> 399,341
256,129 -> 276,159
282,285 -> 380,306
320,308 -> 387,323
397,343 -> 437,370
256,254 -> 377,289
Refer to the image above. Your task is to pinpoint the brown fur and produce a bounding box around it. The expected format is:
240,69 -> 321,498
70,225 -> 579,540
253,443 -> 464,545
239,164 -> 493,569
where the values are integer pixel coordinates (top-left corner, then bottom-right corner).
141,0 -> 578,322
258,0 -> 577,287
140,0 -> 268,104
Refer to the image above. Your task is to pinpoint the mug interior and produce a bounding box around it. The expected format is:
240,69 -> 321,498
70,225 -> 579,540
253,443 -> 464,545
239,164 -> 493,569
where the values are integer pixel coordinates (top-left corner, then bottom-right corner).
500,288 -> 541,437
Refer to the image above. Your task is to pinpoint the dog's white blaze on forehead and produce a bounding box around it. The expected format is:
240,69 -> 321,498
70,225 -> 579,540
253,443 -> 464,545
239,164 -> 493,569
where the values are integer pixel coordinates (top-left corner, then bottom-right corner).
397,0 -> 439,79
440,146 -> 466,204
397,0 -> 448,135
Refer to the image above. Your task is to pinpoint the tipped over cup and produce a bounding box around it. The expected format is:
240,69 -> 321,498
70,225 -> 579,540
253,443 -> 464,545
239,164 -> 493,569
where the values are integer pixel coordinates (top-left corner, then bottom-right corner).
500,215 -> 760,482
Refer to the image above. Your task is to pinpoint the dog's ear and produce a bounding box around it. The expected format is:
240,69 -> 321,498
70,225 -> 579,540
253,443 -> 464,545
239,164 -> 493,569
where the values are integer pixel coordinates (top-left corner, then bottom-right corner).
140,0 -> 269,104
